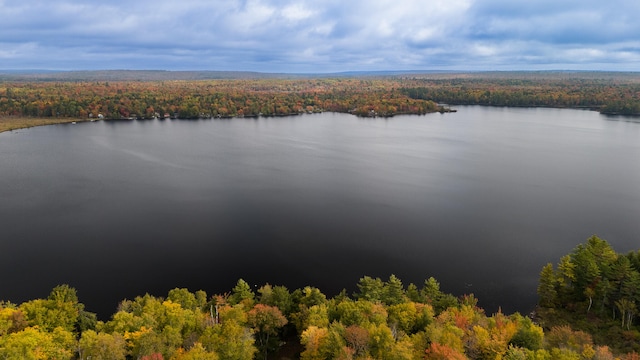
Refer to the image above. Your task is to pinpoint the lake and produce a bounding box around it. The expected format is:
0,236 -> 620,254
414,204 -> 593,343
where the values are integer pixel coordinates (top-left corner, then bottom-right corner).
1,106 -> 639,317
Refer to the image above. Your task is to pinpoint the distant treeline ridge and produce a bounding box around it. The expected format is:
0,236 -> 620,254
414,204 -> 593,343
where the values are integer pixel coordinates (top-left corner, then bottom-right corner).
2,73 -> 640,122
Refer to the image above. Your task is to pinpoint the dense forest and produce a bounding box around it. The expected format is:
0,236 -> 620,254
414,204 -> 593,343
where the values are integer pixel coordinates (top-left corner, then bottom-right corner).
1,236 -> 639,360
400,74 -> 640,115
1,72 -> 640,129
0,78 -> 447,121
536,235 -> 640,356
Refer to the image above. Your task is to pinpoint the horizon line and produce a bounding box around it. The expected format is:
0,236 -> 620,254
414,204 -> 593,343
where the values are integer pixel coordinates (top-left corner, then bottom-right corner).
2,69 -> 640,75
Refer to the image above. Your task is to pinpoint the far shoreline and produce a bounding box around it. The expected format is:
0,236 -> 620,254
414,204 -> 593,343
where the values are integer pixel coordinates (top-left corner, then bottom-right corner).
1,108 -> 456,134
0,117 -> 88,134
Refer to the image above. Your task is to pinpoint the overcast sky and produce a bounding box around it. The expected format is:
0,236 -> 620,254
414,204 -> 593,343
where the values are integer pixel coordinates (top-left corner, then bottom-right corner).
2,0 -> 639,72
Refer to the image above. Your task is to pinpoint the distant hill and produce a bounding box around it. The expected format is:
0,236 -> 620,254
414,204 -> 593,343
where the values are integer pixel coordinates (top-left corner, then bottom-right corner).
1,69 -> 639,82
0,70 -> 295,81
0,69 -> 454,81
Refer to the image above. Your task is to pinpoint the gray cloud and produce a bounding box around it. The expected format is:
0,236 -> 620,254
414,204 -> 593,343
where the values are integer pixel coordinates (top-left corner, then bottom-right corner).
1,0 -> 639,71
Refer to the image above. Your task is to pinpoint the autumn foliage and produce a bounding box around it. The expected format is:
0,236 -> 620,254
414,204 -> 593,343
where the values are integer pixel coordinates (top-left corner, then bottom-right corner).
425,342 -> 468,360
1,237 -> 640,359
2,72 -> 640,131
401,72 -> 640,115
0,78 -> 448,121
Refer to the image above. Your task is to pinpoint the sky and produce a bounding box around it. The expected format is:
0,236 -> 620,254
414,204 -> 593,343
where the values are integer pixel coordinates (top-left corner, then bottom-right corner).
1,0 -> 640,73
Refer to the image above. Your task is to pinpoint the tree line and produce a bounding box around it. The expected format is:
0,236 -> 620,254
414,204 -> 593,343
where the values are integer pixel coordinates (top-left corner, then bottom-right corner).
536,235 -> 640,355
400,75 -> 640,115
0,79 -> 446,120
2,73 -> 640,123
2,236 -> 639,360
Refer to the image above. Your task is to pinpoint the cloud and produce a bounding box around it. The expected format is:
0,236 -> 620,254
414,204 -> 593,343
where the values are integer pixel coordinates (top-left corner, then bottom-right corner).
466,0 -> 640,44
0,0 -> 639,71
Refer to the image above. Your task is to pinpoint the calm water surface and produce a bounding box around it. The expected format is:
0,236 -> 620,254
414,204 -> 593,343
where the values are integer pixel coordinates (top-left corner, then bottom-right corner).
1,106 -> 639,317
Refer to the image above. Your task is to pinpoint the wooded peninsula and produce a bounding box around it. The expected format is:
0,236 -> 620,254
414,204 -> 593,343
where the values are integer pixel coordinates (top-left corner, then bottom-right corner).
2,71 -> 640,133
1,236 -> 639,359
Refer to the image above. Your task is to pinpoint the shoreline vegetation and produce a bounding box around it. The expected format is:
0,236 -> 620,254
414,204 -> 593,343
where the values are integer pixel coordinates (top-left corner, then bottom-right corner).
1,236 -> 639,359
0,117 -> 88,133
2,70 -> 640,134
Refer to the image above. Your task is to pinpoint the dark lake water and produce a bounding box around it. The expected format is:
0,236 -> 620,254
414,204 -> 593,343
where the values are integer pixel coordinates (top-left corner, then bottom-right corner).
1,106 -> 639,318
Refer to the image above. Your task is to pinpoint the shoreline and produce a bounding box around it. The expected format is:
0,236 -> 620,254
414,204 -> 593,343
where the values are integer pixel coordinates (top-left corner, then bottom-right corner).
0,117 -> 88,134
8,102 -> 634,136
1,108 -> 454,134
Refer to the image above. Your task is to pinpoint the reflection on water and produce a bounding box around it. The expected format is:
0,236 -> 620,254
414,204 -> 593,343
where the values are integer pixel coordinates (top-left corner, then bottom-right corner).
1,107 -> 639,317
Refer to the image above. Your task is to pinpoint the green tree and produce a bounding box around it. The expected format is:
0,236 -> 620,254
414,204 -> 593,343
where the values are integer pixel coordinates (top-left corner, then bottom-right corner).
368,323 -> 397,359
258,284 -> 293,316
413,303 -> 435,332
0,326 -> 75,360
538,263 -> 558,307
229,279 -> 255,307
356,276 -> 385,302
422,277 -> 442,302
18,285 -> 90,334
78,330 -> 127,360
406,283 -> 423,303
195,290 -> 208,310
101,309 -> 143,334
199,319 -> 256,360
556,255 -> 576,303
509,314 -> 544,351
331,299 -> 367,327
571,235 -> 616,302
305,304 -> 329,329
296,286 -> 327,308
422,277 -> 459,313
387,302 -> 418,336
167,288 -> 199,311
48,285 -> 78,304
383,274 -> 406,306
20,299 -> 77,333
